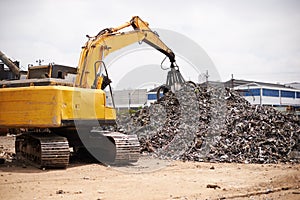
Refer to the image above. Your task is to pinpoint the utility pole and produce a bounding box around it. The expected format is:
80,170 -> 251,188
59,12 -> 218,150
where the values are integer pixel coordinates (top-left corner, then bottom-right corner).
231,74 -> 234,88
205,70 -> 209,87
128,92 -> 131,111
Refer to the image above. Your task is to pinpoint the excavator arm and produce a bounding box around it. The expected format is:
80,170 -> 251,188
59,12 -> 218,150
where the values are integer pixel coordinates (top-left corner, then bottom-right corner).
75,16 -> 176,88
130,16 -> 175,63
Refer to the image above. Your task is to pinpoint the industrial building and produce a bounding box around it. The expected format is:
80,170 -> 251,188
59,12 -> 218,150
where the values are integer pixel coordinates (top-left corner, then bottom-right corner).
108,89 -> 147,110
111,79 -> 300,116
235,83 -> 300,106
146,86 -> 164,106
225,79 -> 300,115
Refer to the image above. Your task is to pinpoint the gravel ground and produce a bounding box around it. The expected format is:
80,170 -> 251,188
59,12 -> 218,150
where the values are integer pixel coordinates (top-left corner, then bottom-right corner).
0,135 -> 299,200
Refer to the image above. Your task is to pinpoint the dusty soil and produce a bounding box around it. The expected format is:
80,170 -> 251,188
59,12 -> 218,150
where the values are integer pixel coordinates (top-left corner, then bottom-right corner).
0,135 -> 299,200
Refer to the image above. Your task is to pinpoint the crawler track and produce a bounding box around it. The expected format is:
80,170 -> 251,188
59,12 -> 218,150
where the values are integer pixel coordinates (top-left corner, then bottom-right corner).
104,132 -> 140,164
15,132 -> 70,168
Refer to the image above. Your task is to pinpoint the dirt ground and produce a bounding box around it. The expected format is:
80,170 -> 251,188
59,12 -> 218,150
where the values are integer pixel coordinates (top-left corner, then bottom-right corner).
0,135 -> 299,200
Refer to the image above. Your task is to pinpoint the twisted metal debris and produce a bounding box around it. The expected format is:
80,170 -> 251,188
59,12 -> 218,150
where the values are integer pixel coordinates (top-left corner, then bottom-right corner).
117,85 -> 300,164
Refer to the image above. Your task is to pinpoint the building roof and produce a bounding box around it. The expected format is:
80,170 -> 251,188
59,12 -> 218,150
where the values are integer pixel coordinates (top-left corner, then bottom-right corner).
224,79 -> 294,89
285,82 -> 300,89
147,79 -> 299,93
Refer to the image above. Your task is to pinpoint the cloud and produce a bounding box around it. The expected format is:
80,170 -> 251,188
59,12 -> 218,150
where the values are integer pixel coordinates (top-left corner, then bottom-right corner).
0,0 -> 299,84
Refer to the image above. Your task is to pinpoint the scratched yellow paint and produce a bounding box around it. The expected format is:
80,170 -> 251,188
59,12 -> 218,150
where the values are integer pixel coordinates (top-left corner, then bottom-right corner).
0,86 -> 115,128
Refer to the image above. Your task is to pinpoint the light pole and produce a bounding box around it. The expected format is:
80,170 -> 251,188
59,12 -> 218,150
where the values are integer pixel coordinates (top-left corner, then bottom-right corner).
128,92 -> 131,110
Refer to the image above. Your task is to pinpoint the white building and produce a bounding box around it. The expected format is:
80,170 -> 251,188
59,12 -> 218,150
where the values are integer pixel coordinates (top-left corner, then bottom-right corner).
235,83 -> 300,105
110,80 -> 300,115
233,81 -> 300,115
146,86 -> 164,106
107,89 -> 147,110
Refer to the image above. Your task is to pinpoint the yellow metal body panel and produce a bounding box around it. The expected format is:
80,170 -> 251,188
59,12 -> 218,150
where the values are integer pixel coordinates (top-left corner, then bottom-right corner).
0,86 -> 116,128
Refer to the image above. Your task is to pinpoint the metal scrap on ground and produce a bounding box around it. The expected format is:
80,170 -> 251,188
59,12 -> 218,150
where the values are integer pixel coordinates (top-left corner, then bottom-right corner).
118,85 -> 300,164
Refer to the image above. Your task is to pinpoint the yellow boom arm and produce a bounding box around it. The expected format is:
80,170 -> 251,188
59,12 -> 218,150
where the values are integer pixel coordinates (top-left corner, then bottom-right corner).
75,16 -> 175,88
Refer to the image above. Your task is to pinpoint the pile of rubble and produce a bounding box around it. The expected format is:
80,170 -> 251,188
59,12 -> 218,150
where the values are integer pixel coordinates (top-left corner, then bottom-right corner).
118,84 -> 300,164
0,145 -> 14,164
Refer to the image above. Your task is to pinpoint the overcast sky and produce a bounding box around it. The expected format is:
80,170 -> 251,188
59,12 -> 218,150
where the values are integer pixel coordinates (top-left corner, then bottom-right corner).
0,0 -> 299,85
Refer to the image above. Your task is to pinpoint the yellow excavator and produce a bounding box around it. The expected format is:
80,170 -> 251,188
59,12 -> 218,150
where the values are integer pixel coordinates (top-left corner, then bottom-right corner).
0,16 -> 187,168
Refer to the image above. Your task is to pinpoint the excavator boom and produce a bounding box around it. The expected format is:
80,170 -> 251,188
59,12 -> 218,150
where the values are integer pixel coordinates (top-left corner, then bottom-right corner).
75,16 -> 175,88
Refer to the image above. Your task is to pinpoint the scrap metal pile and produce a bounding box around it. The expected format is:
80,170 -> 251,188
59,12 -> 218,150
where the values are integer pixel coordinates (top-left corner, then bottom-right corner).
118,84 -> 300,164
0,144 -> 14,164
